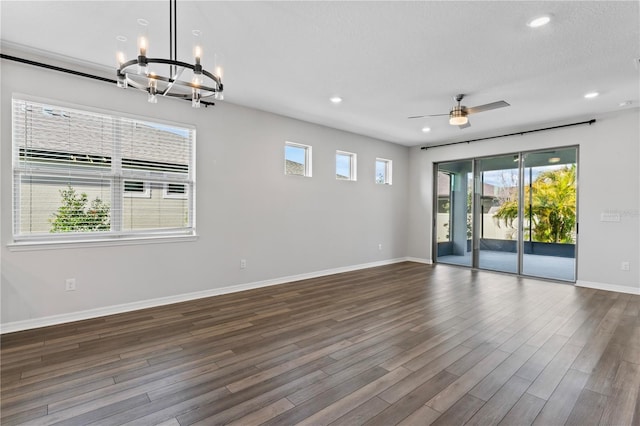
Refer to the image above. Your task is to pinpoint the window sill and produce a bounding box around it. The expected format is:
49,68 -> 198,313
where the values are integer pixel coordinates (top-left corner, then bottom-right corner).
7,233 -> 198,252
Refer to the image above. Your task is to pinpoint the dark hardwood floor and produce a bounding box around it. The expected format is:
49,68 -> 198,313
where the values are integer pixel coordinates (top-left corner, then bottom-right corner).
1,262 -> 639,425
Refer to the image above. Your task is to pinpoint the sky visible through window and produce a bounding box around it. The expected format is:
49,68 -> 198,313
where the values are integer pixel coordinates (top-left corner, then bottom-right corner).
376,160 -> 386,182
336,154 -> 351,178
482,164 -> 570,187
145,122 -> 190,138
285,145 -> 305,165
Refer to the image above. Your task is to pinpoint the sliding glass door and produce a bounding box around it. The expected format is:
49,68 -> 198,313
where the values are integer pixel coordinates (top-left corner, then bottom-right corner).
521,148 -> 577,281
476,155 -> 520,274
434,147 -> 577,282
435,160 -> 473,267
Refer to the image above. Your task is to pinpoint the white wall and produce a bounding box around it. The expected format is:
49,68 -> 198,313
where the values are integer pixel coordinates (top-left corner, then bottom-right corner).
1,59 -> 410,327
408,108 -> 640,293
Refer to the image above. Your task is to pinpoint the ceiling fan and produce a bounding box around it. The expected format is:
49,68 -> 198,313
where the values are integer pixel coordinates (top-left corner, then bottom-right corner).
408,94 -> 510,129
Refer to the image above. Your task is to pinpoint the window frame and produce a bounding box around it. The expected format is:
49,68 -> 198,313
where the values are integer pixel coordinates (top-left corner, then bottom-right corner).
336,150 -> 357,181
10,95 -> 197,249
124,180 -> 151,198
163,183 -> 188,199
375,158 -> 393,185
284,141 -> 312,177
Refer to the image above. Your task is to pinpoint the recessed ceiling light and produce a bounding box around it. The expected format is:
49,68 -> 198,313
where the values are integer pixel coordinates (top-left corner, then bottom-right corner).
619,100 -> 632,107
548,157 -> 561,163
527,15 -> 551,28
422,127 -> 431,133
192,30 -> 202,37
137,18 -> 149,26
584,92 -> 599,99
330,96 -> 342,104
116,35 -> 127,42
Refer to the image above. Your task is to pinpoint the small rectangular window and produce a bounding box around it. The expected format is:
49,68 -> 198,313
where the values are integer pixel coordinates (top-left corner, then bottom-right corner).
164,183 -> 187,199
285,142 -> 312,177
124,180 -> 150,198
336,151 -> 357,181
376,158 -> 392,185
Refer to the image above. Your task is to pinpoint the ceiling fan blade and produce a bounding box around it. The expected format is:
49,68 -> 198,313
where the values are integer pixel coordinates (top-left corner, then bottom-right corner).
466,100 -> 510,115
408,113 -> 449,119
458,121 -> 471,129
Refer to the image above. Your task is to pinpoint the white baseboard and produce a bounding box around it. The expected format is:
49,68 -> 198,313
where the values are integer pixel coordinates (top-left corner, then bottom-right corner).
405,257 -> 433,264
1,257 -> 415,334
576,280 -> 640,295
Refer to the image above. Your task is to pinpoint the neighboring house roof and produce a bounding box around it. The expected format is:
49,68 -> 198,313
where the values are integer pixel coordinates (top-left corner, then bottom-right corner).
285,159 -> 304,175
17,101 -> 190,165
437,171 -> 497,197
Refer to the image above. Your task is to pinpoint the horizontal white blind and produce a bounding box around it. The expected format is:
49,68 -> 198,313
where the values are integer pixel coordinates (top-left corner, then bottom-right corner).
12,98 -> 195,240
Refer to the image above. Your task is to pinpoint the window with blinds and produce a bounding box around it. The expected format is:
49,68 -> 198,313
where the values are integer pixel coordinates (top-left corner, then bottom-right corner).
12,98 -> 195,242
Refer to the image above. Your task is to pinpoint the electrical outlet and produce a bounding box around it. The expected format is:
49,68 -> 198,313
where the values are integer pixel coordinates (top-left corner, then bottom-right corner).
240,259 -> 247,269
378,243 -> 382,251
65,278 -> 77,291
621,261 -> 630,271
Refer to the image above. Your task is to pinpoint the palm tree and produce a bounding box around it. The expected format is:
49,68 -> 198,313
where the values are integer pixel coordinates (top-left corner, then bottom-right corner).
493,165 -> 576,243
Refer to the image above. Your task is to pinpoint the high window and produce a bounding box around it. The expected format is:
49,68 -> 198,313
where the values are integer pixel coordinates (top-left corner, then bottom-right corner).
375,158 -> 392,185
12,98 -> 195,244
284,142 -> 312,177
336,151 -> 357,181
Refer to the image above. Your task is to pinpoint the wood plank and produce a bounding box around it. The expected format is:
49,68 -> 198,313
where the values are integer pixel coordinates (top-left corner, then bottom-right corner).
599,360 -> 640,426
258,367 -> 388,426
178,360 -> 332,425
430,394 -> 485,426
226,397 -> 295,426
225,340 -> 350,393
292,367 -> 411,426
379,344 -> 471,404
526,342 -> 582,400
498,392 -> 546,426
564,388 -> 607,426
328,397 -> 389,426
445,342 -> 499,376
532,368 -> 590,426
466,375 -> 532,426
396,405 -> 442,426
515,334 -> 568,382
468,343 -> 537,401
426,349 -> 510,413
365,370 -> 457,426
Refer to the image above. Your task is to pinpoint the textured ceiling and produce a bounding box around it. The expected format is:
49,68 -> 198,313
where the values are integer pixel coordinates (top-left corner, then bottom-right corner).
1,1 -> 638,146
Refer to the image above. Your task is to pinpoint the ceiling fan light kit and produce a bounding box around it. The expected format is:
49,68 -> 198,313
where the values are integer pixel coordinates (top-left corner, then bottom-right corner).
449,106 -> 468,126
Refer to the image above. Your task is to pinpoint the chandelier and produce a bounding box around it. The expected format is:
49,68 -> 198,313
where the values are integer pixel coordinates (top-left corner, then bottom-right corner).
116,0 -> 224,108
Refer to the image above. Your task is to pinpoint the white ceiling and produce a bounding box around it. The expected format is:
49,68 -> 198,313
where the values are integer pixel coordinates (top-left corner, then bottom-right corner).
1,1 -> 638,146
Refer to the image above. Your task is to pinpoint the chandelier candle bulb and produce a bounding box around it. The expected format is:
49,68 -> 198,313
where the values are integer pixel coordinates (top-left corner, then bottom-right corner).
137,18 -> 149,57
115,36 -> 128,87
148,76 -> 158,103
138,36 -> 147,57
214,52 -> 224,78
115,36 -> 127,66
192,88 -> 201,108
